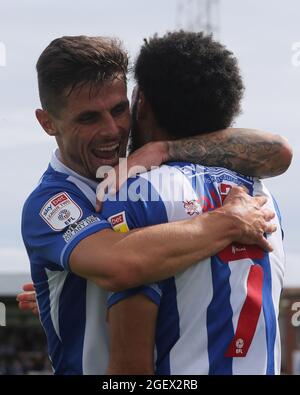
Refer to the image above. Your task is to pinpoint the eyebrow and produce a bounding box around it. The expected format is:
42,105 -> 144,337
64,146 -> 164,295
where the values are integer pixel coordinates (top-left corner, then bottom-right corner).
112,100 -> 130,109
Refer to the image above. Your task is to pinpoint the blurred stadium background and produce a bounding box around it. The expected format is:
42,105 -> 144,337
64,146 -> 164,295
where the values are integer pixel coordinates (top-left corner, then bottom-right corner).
0,0 -> 299,375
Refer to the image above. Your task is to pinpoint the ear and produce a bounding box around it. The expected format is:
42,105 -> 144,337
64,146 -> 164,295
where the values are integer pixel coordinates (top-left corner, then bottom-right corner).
136,91 -> 148,120
35,109 -> 58,136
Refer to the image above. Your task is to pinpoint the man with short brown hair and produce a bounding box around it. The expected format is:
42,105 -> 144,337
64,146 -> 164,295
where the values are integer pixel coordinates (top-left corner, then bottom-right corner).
20,35 -> 290,374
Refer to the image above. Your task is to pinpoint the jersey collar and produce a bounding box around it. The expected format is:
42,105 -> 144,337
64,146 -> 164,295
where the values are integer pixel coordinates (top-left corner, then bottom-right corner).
50,148 -> 99,191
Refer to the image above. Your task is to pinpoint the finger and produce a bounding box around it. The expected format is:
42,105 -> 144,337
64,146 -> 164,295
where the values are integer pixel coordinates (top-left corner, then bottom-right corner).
223,185 -> 247,203
253,195 -> 268,207
95,198 -> 102,213
26,301 -> 38,311
229,185 -> 246,195
18,302 -> 30,311
240,185 -> 249,193
22,283 -> 35,292
32,307 -> 40,316
262,209 -> 275,221
256,235 -> 274,252
264,222 -> 277,234
18,301 -> 37,311
16,292 -> 36,302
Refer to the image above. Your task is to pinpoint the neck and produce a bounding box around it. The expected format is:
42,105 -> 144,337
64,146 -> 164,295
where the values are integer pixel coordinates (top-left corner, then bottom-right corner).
142,118 -> 173,144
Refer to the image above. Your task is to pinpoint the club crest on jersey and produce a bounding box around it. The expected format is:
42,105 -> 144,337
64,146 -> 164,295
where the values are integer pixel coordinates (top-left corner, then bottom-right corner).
40,192 -> 82,231
183,199 -> 202,216
108,211 -> 129,233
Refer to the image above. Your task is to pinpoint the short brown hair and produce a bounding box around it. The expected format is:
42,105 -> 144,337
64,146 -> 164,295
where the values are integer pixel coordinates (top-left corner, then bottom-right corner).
36,35 -> 129,117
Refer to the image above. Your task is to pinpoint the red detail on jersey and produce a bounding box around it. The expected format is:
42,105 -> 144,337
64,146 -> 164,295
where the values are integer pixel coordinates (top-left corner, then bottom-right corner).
210,189 -> 221,208
51,193 -> 68,206
218,243 -> 264,262
219,183 -> 232,204
110,213 -> 124,226
225,264 -> 264,358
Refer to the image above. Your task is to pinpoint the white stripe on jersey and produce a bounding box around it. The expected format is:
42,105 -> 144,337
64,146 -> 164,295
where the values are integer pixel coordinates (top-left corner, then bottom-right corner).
45,269 -> 68,341
83,282 -> 109,375
67,175 -> 97,209
171,260 -> 213,374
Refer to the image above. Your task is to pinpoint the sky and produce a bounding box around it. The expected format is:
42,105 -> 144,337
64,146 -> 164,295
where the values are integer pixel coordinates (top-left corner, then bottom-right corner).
0,0 -> 299,292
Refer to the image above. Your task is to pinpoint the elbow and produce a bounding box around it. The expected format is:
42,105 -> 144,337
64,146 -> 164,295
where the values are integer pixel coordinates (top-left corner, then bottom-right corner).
96,254 -> 144,292
274,135 -> 293,175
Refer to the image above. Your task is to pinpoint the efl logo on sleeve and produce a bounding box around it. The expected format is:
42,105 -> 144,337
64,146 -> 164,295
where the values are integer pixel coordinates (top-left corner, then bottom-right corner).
108,211 -> 129,233
40,192 -> 82,231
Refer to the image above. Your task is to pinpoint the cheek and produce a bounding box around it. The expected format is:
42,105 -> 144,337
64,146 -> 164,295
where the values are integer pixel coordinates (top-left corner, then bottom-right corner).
64,126 -> 92,155
120,110 -> 131,130
76,125 -> 96,144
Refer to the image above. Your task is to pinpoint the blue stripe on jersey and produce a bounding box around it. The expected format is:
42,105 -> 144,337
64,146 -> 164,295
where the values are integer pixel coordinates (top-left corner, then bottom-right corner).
60,221 -> 111,270
254,254 -> 276,375
107,286 -> 161,309
58,273 -> 87,375
271,195 -> 282,226
207,255 -> 234,375
155,278 -> 180,375
271,195 -> 284,240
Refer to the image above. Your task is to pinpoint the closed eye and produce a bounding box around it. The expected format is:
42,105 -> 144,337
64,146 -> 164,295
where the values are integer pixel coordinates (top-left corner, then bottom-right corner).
76,112 -> 101,124
111,101 -> 129,118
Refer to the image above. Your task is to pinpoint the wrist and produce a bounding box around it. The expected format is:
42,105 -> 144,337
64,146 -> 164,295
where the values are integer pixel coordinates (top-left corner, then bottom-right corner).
152,140 -> 169,163
201,208 -> 240,245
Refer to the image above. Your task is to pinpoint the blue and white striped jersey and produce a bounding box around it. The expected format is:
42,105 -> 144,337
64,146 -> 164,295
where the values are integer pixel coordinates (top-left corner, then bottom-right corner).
21,149 -> 112,375
102,162 -> 285,375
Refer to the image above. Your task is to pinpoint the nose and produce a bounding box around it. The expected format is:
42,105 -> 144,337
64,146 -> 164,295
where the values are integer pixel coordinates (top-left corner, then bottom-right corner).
99,112 -> 120,139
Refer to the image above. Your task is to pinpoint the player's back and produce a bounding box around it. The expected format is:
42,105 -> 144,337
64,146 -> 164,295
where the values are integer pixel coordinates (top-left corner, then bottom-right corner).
105,162 -> 284,375
149,162 -> 284,375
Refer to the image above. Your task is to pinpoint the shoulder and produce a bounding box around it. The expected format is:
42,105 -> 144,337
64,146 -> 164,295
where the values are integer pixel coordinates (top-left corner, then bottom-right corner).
21,173 -> 95,237
23,175 -> 89,215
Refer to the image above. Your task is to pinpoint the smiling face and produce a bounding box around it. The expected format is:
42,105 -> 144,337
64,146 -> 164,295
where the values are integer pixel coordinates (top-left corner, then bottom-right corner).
37,77 -> 130,180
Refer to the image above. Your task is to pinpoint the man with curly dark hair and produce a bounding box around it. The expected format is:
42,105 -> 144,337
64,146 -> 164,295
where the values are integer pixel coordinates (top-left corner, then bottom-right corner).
132,31 -> 244,146
102,31 -> 286,375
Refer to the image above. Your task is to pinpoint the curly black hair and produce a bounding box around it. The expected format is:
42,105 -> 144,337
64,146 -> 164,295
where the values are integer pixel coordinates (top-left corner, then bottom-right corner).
134,31 -> 244,137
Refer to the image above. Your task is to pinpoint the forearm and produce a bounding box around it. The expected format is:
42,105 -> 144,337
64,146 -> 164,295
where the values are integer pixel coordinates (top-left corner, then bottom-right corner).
166,128 -> 292,178
106,208 -> 237,290
107,295 -> 156,375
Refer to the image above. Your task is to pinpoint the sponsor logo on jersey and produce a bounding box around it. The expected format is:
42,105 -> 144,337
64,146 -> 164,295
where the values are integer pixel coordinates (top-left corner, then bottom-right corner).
40,192 -> 82,231
232,245 -> 247,255
63,215 -> 101,243
218,243 -> 264,262
108,211 -> 129,233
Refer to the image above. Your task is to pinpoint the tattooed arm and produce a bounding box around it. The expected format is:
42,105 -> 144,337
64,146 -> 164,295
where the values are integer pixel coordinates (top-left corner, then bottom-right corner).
167,128 -> 293,178
96,128 -> 292,209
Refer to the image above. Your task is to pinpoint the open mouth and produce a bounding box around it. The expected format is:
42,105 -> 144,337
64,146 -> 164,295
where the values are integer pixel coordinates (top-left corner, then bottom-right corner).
91,143 -> 120,160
